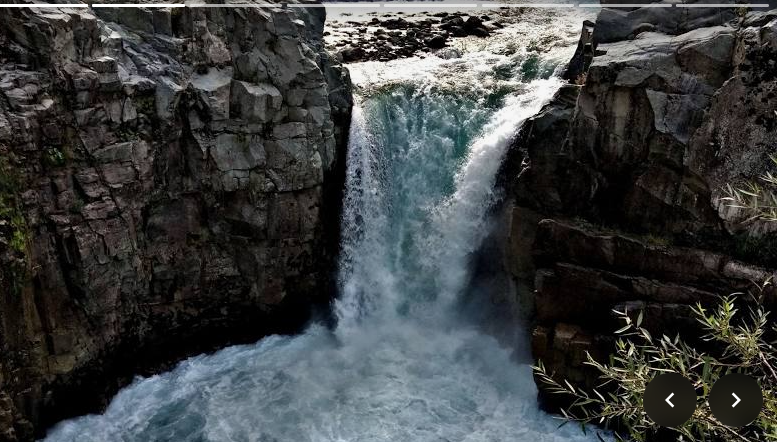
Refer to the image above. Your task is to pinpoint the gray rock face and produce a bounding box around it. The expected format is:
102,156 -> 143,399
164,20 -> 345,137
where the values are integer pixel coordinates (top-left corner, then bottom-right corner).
0,5 -> 352,440
567,24 -> 737,234
688,11 -> 777,230
499,6 -> 777,409
593,6 -> 736,44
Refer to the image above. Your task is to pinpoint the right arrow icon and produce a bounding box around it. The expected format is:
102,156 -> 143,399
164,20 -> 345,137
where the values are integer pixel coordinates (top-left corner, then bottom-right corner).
709,374 -> 762,427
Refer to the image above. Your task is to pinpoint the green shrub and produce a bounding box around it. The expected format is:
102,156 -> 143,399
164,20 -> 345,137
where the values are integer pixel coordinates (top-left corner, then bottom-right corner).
535,157 -> 777,441
43,146 -> 66,168
722,156 -> 777,223
534,292 -> 777,441
135,95 -> 156,116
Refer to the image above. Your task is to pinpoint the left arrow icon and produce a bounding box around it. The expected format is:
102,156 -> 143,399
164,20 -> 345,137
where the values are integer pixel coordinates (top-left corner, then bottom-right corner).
645,373 -> 696,427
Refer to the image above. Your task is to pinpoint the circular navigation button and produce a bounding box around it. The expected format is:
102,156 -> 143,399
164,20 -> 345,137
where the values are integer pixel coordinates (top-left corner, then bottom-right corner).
708,374 -> 762,427
644,373 -> 697,427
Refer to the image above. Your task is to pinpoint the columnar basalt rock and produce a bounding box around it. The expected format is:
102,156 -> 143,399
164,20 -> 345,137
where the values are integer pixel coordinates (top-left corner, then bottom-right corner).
500,6 -> 777,406
0,4 -> 352,440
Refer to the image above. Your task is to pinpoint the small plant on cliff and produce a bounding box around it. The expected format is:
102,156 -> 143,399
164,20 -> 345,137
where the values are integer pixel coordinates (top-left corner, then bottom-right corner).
0,156 -> 28,252
135,95 -> 156,116
534,291 -> 777,442
722,155 -> 777,222
43,146 -> 66,168
0,153 -> 31,297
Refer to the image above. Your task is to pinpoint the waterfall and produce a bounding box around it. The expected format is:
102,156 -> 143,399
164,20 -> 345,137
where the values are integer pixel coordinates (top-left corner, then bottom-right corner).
43,10 -> 608,442
335,79 -> 565,332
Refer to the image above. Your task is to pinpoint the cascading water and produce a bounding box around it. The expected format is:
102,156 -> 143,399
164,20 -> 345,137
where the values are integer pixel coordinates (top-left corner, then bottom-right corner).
44,9 -> 606,442
336,78 -> 564,331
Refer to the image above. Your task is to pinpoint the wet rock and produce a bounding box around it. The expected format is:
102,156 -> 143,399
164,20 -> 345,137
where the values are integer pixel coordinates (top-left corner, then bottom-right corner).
447,25 -> 468,37
425,34 -> 447,49
464,15 -> 483,30
339,46 -> 366,62
441,16 -> 464,29
383,17 -> 409,30
562,20 -> 596,82
468,26 -> 490,38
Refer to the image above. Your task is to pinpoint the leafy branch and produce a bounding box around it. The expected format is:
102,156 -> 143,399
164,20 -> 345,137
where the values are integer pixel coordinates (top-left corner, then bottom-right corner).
534,293 -> 777,442
722,156 -> 777,222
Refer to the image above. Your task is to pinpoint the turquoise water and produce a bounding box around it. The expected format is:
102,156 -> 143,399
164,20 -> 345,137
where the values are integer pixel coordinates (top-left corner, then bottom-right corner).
43,12 -> 606,442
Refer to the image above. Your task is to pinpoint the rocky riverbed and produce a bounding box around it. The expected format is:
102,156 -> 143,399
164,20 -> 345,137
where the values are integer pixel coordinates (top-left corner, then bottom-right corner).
326,10 -> 510,62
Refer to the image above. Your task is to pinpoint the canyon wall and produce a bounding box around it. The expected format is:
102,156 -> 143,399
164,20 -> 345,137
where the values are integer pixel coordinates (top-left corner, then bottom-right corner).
0,4 -> 352,440
502,6 -> 777,402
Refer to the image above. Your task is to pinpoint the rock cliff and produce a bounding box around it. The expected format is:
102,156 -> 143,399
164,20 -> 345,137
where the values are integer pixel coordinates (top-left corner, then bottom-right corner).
501,5 -> 777,405
0,3 -> 352,440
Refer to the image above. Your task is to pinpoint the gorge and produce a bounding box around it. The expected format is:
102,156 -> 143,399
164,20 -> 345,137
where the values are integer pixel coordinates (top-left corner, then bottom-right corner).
0,1 -> 776,441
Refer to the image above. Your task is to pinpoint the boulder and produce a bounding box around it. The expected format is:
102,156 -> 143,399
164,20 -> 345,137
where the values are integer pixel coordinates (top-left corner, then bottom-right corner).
425,34 -> 447,49
441,16 -> 464,29
463,15 -> 483,30
468,26 -> 490,38
339,46 -> 366,62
